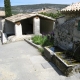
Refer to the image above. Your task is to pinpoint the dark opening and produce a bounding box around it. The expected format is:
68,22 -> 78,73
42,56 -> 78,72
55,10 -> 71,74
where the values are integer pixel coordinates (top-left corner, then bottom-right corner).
40,17 -> 53,34
78,20 -> 80,31
21,17 -> 33,35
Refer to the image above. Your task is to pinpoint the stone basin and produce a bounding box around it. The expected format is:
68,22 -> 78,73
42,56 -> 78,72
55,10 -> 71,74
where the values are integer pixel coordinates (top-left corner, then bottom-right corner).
44,46 -> 80,76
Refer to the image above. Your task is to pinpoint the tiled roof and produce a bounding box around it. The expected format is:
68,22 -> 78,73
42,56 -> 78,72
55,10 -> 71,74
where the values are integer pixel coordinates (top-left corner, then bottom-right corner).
61,2 -> 80,12
5,13 -> 55,23
0,11 -> 5,16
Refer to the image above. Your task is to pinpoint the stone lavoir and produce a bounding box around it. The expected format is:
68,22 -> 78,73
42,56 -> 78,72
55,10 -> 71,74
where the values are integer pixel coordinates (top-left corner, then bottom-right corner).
1,13 -> 55,44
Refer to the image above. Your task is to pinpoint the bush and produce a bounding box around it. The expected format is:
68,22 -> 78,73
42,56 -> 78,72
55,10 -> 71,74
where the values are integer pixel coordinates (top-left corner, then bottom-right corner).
42,35 -> 53,47
40,12 -> 63,18
32,35 -> 54,47
32,35 -> 43,45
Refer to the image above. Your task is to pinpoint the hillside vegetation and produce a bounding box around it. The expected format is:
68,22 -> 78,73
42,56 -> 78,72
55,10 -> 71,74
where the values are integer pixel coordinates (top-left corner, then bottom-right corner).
0,4 -> 68,14
40,12 -> 63,18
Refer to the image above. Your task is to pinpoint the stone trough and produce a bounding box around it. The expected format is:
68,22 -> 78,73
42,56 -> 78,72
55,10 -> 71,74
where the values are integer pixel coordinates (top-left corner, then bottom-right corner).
44,46 -> 80,76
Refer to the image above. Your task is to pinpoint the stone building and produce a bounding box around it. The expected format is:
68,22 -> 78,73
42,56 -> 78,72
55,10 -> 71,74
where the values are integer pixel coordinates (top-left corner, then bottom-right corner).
2,13 -> 55,43
54,2 -> 80,51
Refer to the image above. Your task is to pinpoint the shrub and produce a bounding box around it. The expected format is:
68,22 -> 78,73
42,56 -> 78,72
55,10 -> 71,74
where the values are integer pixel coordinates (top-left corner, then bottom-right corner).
32,35 -> 54,47
42,35 -> 53,47
32,35 -> 43,45
40,12 -> 63,18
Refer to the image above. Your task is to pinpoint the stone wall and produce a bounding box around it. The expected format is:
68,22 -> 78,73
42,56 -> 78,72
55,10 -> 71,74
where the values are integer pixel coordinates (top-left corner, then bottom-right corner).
0,17 -> 3,30
73,17 -> 80,42
56,16 -> 66,25
54,18 -> 76,50
5,20 -> 15,35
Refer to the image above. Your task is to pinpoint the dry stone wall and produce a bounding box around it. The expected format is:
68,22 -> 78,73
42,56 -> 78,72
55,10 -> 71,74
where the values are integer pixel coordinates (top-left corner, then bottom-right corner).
54,19 -> 76,50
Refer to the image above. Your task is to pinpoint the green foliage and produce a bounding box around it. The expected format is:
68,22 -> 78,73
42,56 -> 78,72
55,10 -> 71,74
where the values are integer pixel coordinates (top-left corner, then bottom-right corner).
32,35 -> 53,47
0,4 -> 68,14
38,48 -> 44,55
42,36 -> 53,47
4,0 -> 12,17
32,35 -> 43,45
40,12 -> 63,18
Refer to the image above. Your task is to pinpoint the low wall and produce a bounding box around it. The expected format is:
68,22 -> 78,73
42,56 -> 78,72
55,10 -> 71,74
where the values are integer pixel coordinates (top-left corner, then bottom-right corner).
44,47 -> 55,61
52,54 -> 73,76
24,39 -> 43,49
54,19 -> 75,50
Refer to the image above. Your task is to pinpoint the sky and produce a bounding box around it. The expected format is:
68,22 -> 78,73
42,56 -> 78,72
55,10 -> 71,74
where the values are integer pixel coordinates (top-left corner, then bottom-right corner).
0,0 -> 80,7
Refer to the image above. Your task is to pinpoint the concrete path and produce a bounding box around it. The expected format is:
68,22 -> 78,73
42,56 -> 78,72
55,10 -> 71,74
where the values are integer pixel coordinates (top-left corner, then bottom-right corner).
0,41 -> 80,80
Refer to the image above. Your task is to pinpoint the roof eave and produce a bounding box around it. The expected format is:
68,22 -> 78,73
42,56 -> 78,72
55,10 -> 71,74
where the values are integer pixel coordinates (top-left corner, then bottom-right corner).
5,13 -> 56,23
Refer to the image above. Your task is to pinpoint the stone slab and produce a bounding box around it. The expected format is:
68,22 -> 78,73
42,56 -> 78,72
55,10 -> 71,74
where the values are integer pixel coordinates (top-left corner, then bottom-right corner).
41,62 -> 53,69
30,55 -> 47,64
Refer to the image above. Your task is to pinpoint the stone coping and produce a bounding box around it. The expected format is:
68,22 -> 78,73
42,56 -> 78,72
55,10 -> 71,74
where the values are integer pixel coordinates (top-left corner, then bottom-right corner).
44,47 -> 55,56
24,39 -> 43,49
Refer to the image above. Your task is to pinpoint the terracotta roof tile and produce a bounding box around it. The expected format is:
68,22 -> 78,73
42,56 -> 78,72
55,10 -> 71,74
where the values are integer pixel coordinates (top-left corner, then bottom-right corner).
61,2 -> 80,12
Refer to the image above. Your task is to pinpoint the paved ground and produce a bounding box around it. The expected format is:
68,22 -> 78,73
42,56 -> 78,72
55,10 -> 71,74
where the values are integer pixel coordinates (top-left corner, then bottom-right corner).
0,40 -> 80,80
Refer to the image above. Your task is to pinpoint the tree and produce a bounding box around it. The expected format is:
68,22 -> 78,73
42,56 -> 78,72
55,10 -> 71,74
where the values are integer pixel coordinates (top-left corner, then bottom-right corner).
4,0 -> 12,17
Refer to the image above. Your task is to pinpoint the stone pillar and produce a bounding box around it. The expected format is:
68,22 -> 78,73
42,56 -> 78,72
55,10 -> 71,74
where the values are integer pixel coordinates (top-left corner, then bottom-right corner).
1,19 -> 7,44
53,21 -> 55,30
2,33 -> 7,44
15,22 -> 22,37
33,17 -> 40,35
1,19 -> 5,33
